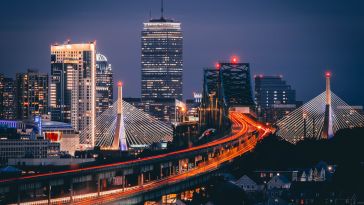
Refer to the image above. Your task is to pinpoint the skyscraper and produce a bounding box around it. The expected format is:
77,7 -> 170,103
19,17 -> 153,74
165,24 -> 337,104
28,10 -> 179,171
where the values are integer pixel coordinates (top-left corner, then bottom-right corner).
140,4 -> 183,122
16,69 -> 49,120
254,75 -> 298,122
0,74 -> 4,118
141,10 -> 183,101
50,41 -> 96,146
96,53 -> 113,117
0,74 -> 16,120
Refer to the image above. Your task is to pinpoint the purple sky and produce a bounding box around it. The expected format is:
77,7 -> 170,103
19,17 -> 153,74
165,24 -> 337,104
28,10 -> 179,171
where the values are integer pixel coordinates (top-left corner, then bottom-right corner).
0,0 -> 363,105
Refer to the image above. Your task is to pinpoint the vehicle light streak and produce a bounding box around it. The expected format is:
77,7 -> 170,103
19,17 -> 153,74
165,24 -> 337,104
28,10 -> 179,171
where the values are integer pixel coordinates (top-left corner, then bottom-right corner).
7,112 -> 272,205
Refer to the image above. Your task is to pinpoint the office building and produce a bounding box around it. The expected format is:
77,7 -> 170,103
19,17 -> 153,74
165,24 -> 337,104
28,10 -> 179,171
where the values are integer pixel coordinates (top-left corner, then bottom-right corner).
96,53 -> 113,117
0,74 -> 3,116
254,75 -> 298,123
0,139 -> 60,163
265,104 -> 299,123
141,10 -> 183,122
185,92 -> 202,122
0,75 -> 16,120
16,69 -> 49,120
41,121 -> 79,155
124,97 -> 184,123
50,41 -> 96,146
141,11 -> 183,101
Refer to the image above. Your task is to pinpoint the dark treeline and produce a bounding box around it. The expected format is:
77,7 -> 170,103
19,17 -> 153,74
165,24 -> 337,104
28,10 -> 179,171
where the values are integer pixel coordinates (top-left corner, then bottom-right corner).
232,127 -> 364,171
230,127 -> 364,195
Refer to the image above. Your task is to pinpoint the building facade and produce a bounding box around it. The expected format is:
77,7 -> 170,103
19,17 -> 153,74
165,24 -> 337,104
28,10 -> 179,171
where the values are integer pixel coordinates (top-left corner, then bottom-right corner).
0,139 -> 60,163
0,74 -> 3,117
16,69 -> 49,120
141,16 -> 183,101
96,53 -> 113,117
124,98 -> 177,122
50,41 -> 96,146
0,75 -> 16,120
254,75 -> 298,123
185,92 -> 202,122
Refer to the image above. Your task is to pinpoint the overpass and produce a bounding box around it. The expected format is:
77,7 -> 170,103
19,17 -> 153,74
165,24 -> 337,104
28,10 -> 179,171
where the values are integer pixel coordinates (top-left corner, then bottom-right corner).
0,112 -> 271,205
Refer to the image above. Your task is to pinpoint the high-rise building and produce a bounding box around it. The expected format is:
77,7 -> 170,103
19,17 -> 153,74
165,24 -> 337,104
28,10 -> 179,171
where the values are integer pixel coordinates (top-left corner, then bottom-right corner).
123,97 -> 182,123
141,12 -> 183,101
96,53 -> 113,117
254,75 -> 298,122
0,73 -> 3,110
50,41 -> 96,146
0,75 -> 16,120
16,69 -> 49,120
140,7 -> 183,122
0,73 -> 5,118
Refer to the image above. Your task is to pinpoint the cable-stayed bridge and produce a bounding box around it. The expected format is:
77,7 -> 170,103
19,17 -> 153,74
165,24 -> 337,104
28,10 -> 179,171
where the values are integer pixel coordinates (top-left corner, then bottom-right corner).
79,82 -> 173,150
80,100 -> 173,149
276,73 -> 364,143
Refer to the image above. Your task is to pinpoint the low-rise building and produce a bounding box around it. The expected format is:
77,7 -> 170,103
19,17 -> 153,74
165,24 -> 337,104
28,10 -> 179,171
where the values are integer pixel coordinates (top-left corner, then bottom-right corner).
234,175 -> 261,192
41,121 -> 80,155
267,175 -> 291,190
0,139 -> 60,164
8,158 -> 94,166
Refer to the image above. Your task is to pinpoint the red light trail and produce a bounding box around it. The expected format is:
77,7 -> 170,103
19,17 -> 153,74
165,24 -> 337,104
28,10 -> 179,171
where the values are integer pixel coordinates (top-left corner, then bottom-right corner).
4,112 -> 272,205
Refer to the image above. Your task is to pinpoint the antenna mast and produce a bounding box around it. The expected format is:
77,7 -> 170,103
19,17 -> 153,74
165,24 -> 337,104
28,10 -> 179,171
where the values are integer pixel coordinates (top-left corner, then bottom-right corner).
161,0 -> 164,19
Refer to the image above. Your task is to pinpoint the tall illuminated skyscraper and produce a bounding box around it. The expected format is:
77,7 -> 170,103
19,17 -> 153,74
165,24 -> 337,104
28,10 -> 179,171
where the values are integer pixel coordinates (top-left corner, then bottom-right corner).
16,69 -> 49,120
96,53 -> 113,117
141,8 -> 183,101
140,4 -> 183,122
50,41 -> 96,146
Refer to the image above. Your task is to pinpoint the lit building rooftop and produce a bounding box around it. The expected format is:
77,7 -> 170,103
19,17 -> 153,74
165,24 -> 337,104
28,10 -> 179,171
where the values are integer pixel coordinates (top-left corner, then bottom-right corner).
149,17 -> 175,23
42,121 -> 74,130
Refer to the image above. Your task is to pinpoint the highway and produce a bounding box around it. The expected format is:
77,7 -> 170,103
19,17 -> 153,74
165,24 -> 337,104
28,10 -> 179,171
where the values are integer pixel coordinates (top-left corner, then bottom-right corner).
7,112 -> 271,205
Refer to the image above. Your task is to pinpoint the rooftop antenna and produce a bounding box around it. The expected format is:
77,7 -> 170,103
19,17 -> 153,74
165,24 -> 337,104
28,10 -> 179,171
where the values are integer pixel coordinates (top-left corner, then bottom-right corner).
161,0 -> 164,19
149,9 -> 152,20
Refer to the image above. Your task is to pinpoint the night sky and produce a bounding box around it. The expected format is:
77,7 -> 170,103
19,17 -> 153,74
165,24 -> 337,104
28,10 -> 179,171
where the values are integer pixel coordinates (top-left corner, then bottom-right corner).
0,0 -> 363,105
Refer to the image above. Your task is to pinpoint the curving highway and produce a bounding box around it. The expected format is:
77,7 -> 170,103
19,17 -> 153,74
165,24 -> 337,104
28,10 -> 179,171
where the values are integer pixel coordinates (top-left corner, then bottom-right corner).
6,112 -> 272,205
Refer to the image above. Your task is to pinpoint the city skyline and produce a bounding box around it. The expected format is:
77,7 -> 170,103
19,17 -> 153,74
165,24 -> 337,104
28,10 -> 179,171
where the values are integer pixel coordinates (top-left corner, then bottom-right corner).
0,1 -> 363,204
0,0 -> 363,106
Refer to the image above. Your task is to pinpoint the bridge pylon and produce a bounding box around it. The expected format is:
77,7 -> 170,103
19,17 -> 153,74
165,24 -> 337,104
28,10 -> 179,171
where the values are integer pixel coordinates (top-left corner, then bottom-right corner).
321,72 -> 333,139
112,81 -> 128,150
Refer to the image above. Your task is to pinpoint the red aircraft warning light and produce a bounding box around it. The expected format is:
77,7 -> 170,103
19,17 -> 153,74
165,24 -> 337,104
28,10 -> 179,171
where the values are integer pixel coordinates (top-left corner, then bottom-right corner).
325,72 -> 331,78
231,56 -> 238,64
118,81 -> 123,87
215,63 -> 220,70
